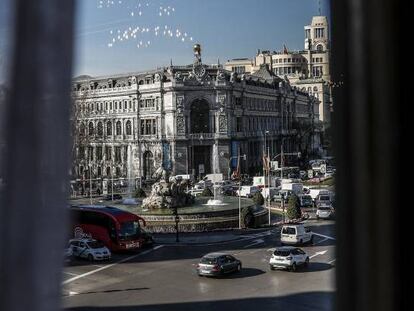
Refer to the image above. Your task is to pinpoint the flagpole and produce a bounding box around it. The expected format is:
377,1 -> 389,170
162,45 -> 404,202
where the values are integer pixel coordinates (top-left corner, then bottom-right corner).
268,146 -> 271,226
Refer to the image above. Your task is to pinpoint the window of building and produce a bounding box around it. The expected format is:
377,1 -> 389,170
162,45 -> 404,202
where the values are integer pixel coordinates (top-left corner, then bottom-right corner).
88,146 -> 93,161
116,121 -> 122,135
96,146 -> 102,160
107,121 -> 112,135
236,117 -> 242,132
105,146 -> 112,160
152,119 -> 157,135
79,122 -> 85,136
115,146 -> 121,162
97,122 -> 103,136
88,122 -> 94,135
312,66 -> 323,77
126,120 -> 132,135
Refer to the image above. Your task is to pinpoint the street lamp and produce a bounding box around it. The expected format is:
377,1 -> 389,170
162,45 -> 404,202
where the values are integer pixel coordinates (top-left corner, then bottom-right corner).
237,153 -> 247,229
88,163 -> 92,204
173,206 -> 179,242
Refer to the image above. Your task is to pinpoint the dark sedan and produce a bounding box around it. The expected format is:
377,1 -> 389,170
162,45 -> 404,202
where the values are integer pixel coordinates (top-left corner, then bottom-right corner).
196,253 -> 242,277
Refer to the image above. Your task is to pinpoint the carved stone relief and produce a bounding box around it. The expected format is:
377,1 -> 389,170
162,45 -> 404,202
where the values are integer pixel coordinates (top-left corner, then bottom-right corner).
219,114 -> 228,132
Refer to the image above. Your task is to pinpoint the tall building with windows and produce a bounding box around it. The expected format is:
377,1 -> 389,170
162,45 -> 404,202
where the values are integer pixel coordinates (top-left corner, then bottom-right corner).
225,16 -> 332,127
71,45 -> 321,184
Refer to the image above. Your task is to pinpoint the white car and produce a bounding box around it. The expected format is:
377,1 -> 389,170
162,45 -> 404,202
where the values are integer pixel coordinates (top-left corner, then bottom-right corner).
269,246 -> 309,271
69,238 -> 111,261
280,224 -> 313,245
316,205 -> 335,219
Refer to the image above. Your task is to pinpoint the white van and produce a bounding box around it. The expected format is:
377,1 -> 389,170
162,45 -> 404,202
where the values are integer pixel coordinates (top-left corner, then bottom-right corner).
280,224 -> 313,245
261,187 -> 279,200
308,188 -> 330,201
236,186 -> 260,198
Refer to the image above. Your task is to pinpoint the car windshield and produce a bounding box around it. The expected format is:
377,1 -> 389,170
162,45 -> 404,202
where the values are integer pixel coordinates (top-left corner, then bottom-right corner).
118,221 -> 141,240
87,241 -> 105,249
282,227 -> 296,234
201,257 -> 218,264
274,250 -> 291,257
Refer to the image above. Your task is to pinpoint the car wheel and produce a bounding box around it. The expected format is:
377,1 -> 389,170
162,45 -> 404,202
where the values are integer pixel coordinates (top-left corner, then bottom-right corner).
310,235 -> 314,244
291,263 -> 297,272
88,254 -> 94,261
300,239 -> 303,244
316,216 -> 319,220
270,265 -> 275,271
304,257 -> 309,268
237,264 -> 242,273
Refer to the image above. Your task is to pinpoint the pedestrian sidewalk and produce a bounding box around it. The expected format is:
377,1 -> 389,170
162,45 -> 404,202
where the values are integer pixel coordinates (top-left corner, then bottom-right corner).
153,228 -> 273,246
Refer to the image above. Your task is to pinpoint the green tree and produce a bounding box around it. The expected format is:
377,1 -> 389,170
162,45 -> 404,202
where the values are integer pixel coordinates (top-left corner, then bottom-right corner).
252,191 -> 265,206
286,194 -> 302,220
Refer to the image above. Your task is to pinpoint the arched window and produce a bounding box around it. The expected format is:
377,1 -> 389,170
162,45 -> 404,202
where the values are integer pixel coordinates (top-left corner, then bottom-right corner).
97,122 -> 103,136
107,121 -> 112,135
316,44 -> 324,52
116,167 -> 121,177
116,121 -> 122,135
313,86 -> 318,92
106,167 -> 111,176
79,123 -> 86,136
126,120 -> 132,135
97,167 -> 102,177
88,122 -> 94,135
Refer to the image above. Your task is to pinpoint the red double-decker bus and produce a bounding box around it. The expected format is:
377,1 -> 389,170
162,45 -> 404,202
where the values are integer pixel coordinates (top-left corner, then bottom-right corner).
69,205 -> 152,251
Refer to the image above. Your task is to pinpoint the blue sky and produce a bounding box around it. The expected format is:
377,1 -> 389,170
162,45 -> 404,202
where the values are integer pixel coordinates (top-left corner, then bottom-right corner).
0,0 -> 330,81
74,0 -> 330,77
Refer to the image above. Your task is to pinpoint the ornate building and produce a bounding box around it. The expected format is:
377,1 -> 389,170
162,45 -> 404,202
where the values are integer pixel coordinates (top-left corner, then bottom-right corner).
225,16 -> 332,128
71,45 -> 321,185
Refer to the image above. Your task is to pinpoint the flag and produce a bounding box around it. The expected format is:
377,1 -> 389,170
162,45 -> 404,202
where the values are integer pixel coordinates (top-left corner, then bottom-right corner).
283,44 -> 289,54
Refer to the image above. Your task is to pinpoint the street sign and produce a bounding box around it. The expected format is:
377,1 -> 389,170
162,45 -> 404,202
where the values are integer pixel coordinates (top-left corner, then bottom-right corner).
320,164 -> 326,174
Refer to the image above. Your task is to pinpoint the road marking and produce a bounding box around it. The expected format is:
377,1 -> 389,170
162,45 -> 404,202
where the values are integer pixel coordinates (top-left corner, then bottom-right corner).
309,250 -> 328,259
62,245 -> 164,285
243,238 -> 264,248
312,232 -> 336,240
312,237 -> 329,246
69,291 -> 79,296
328,258 -> 336,264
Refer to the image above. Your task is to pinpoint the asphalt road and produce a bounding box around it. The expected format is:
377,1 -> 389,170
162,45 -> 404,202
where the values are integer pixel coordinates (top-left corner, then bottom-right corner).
63,220 -> 336,311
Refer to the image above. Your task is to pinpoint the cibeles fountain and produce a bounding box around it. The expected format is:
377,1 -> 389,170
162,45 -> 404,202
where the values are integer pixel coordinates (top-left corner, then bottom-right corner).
142,167 -> 194,209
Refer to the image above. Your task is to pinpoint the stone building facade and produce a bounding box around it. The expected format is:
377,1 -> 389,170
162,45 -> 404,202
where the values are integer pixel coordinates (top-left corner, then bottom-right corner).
71,48 -> 321,184
225,16 -> 332,127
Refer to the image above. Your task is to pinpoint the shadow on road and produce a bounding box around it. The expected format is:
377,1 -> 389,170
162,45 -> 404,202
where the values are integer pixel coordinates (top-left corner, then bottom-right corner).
199,267 -> 266,279
65,291 -> 334,311
63,287 -> 149,297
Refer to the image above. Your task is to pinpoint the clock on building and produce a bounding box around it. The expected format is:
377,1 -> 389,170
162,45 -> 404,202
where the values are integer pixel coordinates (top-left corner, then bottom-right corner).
193,64 -> 206,78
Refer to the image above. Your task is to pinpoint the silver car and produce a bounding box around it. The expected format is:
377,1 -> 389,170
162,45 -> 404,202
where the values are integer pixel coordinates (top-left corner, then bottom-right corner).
316,204 -> 335,219
196,253 -> 242,277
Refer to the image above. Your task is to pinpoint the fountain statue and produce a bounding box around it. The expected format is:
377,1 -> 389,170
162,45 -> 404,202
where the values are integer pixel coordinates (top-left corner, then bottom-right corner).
142,166 -> 194,209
